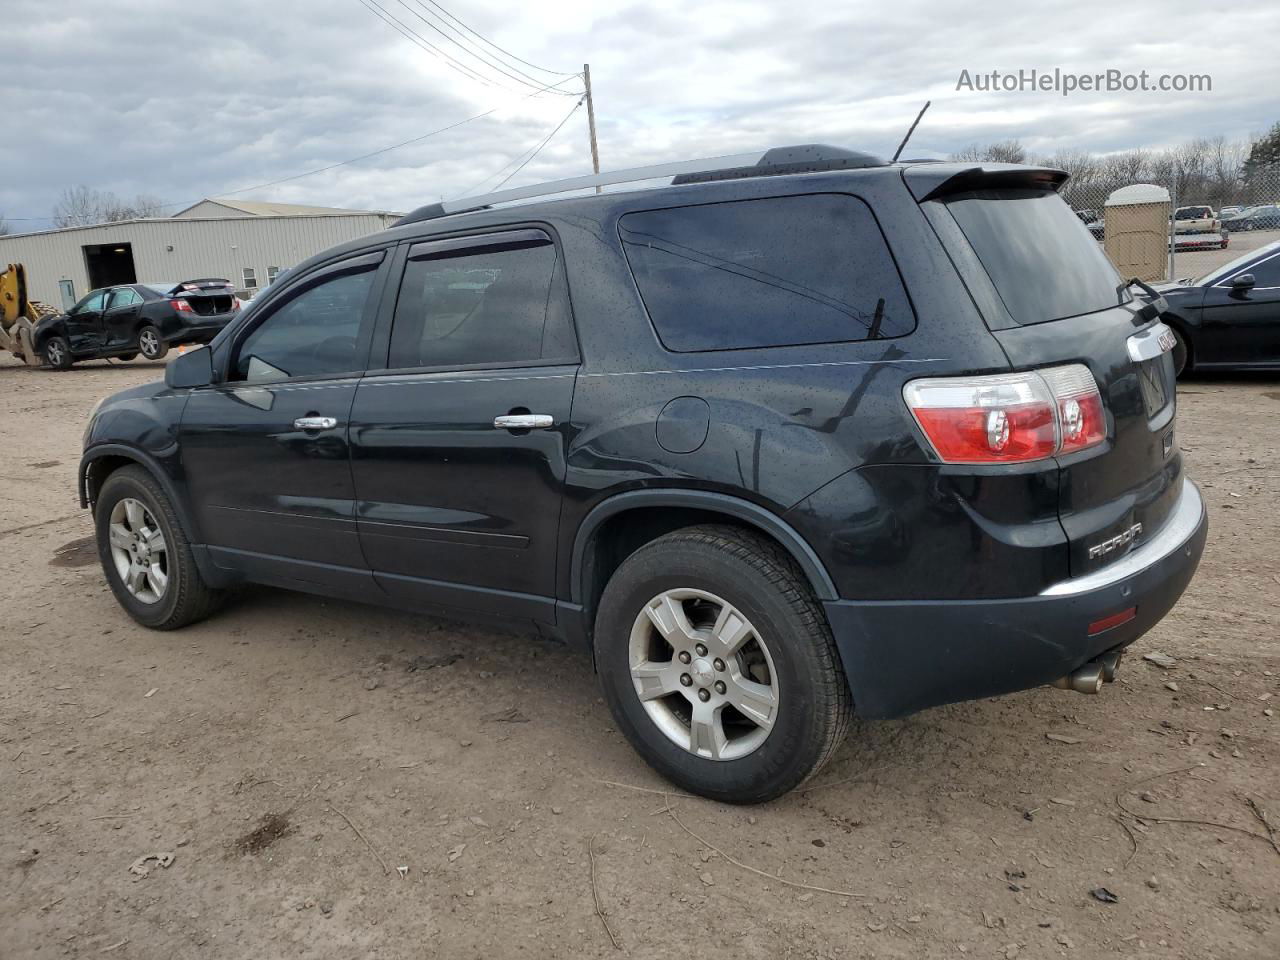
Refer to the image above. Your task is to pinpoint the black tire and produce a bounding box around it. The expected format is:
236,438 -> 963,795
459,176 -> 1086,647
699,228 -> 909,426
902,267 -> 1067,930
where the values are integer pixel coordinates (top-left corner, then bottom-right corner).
117,352 -> 138,362
95,465 -> 224,629
138,325 -> 168,360
1170,326 -> 1190,378
594,524 -> 851,803
43,335 -> 73,370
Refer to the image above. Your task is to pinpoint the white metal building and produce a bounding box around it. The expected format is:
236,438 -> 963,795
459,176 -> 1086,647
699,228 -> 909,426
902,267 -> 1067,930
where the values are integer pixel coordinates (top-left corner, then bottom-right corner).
0,201 -> 402,310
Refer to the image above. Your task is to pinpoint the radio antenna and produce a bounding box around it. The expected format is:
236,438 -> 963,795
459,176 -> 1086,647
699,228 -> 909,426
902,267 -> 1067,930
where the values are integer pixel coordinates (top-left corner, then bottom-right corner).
890,100 -> 932,163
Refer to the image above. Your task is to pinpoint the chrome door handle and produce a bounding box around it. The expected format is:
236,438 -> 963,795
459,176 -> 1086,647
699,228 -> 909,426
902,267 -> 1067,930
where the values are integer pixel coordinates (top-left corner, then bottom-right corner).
493,414 -> 554,430
294,416 -> 338,430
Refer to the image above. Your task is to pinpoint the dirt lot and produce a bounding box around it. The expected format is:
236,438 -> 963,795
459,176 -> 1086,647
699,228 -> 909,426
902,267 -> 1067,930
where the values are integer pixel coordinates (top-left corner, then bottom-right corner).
2,357 -> 1277,960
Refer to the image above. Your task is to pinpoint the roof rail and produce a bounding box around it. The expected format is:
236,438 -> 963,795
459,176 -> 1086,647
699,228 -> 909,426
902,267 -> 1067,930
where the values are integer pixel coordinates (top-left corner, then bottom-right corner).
395,144 -> 886,227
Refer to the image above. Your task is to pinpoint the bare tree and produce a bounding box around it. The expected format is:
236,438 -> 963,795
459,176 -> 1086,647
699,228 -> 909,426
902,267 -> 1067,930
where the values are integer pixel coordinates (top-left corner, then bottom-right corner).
950,139 -> 1027,164
51,186 -> 165,227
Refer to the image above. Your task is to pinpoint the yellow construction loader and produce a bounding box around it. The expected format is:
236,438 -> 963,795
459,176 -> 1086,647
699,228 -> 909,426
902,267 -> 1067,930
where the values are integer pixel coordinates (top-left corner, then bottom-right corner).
0,263 -> 56,366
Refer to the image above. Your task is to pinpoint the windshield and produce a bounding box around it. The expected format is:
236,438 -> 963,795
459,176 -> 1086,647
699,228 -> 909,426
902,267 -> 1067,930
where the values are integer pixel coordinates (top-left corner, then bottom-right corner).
1195,239 -> 1280,285
945,188 -> 1129,326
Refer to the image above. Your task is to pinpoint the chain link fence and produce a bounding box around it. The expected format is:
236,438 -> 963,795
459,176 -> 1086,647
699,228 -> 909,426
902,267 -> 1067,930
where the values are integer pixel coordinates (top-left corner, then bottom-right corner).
1061,163 -> 1280,282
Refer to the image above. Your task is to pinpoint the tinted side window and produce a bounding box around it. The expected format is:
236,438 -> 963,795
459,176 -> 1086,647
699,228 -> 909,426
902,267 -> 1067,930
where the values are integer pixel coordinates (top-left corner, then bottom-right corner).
234,263 -> 378,383
107,289 -> 140,309
618,194 -> 915,352
388,238 -> 575,369
76,291 -> 107,314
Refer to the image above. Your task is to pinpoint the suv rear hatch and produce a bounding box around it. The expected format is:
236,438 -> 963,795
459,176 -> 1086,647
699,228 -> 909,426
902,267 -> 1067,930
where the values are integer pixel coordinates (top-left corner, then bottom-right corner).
165,279 -> 237,316
910,165 -> 1182,581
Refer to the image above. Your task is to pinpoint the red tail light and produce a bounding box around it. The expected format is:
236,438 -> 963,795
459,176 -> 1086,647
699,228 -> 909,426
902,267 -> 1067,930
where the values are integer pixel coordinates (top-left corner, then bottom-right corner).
169,298 -> 193,313
904,364 -> 1106,464
232,297 -> 242,311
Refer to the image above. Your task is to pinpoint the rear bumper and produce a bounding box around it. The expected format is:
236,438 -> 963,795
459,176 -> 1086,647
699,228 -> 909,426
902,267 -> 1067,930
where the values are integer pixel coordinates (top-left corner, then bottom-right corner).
824,479 -> 1207,718
162,315 -> 235,344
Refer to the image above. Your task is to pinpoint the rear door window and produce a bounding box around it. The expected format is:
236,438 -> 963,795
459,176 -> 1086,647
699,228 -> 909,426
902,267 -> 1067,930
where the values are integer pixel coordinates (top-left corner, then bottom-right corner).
388,232 -> 576,370
944,188 -> 1127,326
619,194 -> 915,352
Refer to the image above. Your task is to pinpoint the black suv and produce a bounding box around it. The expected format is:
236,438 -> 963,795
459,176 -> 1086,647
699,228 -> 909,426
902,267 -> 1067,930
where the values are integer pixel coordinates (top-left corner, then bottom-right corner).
38,279 -> 239,368
80,146 -> 1207,802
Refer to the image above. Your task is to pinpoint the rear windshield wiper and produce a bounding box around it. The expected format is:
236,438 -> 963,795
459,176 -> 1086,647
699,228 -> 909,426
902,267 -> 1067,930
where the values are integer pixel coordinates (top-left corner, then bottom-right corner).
1119,277 -> 1167,326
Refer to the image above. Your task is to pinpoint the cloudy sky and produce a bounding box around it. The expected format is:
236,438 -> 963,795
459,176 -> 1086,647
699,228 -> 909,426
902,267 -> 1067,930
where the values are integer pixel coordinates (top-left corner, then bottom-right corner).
4,0 -> 1277,230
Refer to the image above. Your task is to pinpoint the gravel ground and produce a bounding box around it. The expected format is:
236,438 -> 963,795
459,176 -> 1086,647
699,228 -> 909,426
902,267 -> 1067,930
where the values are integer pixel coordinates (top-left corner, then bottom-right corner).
2,357 -> 1277,960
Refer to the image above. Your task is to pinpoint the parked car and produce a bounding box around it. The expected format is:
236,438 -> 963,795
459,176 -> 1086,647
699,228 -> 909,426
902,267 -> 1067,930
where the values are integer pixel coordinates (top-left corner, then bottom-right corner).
1222,205 -> 1280,232
1074,208 -> 1098,224
1172,205 -> 1219,235
1218,205 -> 1244,218
1087,217 -> 1105,240
35,279 -> 240,369
1156,239 -> 1280,374
78,147 -> 1207,802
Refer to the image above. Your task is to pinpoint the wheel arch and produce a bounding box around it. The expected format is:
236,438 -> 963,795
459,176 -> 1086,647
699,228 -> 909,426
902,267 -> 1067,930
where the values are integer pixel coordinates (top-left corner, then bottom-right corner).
569,490 -> 839,642
80,444 -> 200,543
33,321 -> 66,352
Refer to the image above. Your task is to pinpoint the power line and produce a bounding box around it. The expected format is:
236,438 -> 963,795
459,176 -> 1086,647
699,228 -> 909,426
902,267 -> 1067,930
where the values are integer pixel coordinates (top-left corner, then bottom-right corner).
488,98 -> 584,192
357,0 -> 499,88
416,0 -> 578,77
396,0 -> 577,94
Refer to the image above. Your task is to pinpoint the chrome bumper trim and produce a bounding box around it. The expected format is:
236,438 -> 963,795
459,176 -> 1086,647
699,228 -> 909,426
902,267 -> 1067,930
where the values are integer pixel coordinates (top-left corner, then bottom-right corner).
1040,479 -> 1204,597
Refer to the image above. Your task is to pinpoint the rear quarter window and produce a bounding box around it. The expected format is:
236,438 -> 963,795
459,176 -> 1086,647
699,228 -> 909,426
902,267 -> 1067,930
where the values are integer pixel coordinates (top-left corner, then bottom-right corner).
618,193 -> 915,352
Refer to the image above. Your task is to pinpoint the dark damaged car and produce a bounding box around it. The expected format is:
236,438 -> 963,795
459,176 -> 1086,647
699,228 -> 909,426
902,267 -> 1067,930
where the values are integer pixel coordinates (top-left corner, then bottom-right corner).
37,279 -> 240,369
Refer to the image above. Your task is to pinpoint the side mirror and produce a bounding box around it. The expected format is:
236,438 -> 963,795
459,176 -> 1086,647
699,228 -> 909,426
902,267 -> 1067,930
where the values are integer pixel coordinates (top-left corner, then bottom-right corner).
1231,273 -> 1256,291
165,345 -> 214,389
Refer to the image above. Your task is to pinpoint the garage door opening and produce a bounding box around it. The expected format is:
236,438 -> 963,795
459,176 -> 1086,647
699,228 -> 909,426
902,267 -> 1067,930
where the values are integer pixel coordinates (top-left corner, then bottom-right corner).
83,243 -> 137,290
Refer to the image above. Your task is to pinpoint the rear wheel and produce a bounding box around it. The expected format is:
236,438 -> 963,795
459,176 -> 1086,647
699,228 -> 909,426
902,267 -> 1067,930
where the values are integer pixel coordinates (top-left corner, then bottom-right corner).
595,525 -> 851,803
95,465 -> 224,629
138,325 -> 167,360
43,336 -> 73,370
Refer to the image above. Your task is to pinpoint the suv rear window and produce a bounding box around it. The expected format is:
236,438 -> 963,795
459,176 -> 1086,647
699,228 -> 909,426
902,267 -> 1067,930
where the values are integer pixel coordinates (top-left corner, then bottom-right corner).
619,194 -> 915,352
944,189 -> 1126,326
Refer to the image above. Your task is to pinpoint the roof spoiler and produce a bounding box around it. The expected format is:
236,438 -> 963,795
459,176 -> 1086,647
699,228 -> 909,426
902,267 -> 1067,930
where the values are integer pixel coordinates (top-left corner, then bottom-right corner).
904,163 -> 1069,203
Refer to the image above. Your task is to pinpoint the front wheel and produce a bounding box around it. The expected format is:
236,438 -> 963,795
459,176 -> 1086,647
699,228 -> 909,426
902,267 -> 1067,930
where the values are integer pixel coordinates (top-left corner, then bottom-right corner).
1170,326 -> 1191,377
595,525 -> 851,803
137,325 -> 168,360
43,336 -> 73,370
95,465 -> 224,629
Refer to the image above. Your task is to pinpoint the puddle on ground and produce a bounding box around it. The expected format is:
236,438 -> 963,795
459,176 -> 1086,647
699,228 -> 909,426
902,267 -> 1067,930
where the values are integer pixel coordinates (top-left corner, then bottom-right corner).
50,536 -> 98,568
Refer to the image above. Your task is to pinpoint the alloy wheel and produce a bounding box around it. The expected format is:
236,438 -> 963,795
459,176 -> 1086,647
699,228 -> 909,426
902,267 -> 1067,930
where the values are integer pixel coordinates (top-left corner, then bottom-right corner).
46,341 -> 64,365
108,497 -> 169,604
628,588 -> 779,760
139,330 -> 160,357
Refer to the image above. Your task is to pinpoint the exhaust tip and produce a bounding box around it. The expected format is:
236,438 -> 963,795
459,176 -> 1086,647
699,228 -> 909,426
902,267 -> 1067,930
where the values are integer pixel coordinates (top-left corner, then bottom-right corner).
1099,651 -> 1122,683
1052,661 -> 1108,694
1071,663 -> 1105,694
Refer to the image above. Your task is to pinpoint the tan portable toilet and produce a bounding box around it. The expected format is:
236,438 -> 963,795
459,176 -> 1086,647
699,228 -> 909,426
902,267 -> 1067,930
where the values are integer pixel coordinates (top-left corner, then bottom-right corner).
1103,184 -> 1171,282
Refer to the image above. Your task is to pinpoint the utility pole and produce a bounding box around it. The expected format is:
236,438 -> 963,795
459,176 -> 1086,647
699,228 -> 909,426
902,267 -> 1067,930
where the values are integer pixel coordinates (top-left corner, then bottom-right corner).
583,63 -> 601,193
